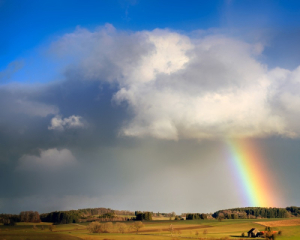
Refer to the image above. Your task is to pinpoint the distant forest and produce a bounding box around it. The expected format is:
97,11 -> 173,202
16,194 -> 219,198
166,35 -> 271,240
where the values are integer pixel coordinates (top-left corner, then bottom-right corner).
211,207 -> 293,220
1,206 -> 300,225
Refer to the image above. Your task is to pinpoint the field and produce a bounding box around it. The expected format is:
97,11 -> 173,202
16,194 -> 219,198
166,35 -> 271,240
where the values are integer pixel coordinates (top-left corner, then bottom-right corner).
256,219 -> 300,227
1,218 -> 300,240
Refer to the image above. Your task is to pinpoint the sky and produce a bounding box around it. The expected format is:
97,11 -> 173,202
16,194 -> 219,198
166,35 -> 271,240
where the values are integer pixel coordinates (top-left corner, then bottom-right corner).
1,0 -> 300,214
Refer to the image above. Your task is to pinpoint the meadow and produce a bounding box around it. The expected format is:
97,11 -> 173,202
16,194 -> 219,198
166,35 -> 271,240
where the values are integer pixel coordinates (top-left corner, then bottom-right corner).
1,218 -> 300,240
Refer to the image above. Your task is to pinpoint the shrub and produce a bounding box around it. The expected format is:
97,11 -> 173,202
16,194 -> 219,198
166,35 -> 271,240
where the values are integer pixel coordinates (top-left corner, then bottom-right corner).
115,222 -> 127,233
49,225 -> 55,232
102,222 -> 113,233
87,222 -> 102,233
3,219 -> 15,226
132,221 -> 144,233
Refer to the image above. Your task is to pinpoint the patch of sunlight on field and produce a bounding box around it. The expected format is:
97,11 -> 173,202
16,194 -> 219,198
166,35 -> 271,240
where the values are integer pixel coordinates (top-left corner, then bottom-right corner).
79,234 -> 180,240
117,215 -> 135,218
2,219 -> 300,240
152,216 -> 173,220
0,226 -> 81,240
66,219 -> 300,240
266,225 -> 300,240
17,222 -> 53,226
256,218 -> 300,227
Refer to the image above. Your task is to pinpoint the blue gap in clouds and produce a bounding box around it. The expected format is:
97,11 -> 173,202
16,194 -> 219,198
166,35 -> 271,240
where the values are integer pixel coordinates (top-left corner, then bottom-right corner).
0,0 -> 223,73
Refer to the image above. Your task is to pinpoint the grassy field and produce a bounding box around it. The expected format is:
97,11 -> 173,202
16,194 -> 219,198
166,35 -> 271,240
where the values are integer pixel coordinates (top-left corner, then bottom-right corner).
1,218 -> 300,240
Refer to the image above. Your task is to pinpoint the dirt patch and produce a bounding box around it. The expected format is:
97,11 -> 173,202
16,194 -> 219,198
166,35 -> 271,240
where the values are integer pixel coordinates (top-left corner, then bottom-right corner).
138,225 -> 212,233
256,219 -> 300,227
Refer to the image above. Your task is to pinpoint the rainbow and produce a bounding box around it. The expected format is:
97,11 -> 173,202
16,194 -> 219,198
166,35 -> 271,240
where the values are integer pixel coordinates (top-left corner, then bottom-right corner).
226,139 -> 278,207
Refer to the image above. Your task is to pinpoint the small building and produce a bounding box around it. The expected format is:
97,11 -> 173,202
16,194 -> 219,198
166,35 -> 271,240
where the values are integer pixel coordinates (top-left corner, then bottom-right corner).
248,228 -> 259,238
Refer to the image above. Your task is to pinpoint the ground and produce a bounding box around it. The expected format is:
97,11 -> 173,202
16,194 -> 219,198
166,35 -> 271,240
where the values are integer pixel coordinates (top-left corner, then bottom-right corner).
1,218 -> 300,240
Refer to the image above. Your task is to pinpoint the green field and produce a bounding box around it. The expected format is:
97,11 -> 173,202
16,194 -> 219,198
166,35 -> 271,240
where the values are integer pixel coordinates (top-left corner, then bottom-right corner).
1,218 -> 300,240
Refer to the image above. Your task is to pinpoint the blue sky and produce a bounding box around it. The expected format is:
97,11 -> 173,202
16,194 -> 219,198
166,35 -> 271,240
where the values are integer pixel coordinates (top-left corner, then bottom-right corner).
2,0 -> 300,84
2,0 -> 300,72
1,0 -> 300,214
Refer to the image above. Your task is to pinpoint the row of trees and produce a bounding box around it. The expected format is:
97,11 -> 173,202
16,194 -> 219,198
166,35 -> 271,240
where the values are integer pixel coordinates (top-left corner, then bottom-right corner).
213,207 -> 290,219
286,206 -> 300,217
0,212 -> 40,224
151,212 -> 176,218
135,211 -> 153,220
79,208 -> 134,217
186,213 -> 208,220
88,221 -> 144,234
1,206 -> 299,225
98,212 -> 116,218
19,211 -> 40,223
40,211 -> 80,224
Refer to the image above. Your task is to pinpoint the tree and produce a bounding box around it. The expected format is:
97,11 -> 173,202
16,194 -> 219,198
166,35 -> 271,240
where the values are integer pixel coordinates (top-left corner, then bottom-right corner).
116,222 -> 127,233
132,221 -> 144,234
169,224 -> 174,236
49,225 -> 55,232
87,222 -> 102,233
102,222 -> 113,233
19,211 -> 40,223
217,213 -> 224,221
136,212 -> 152,221
3,218 -> 15,226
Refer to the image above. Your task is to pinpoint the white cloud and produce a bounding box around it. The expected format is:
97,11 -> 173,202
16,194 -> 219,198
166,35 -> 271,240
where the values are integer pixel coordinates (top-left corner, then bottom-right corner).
51,25 -> 300,139
16,148 -> 77,171
48,115 -> 85,131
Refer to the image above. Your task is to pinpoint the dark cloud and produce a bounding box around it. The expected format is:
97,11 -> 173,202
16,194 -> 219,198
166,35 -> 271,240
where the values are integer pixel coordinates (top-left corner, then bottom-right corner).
0,80 -> 127,202
0,79 -> 239,213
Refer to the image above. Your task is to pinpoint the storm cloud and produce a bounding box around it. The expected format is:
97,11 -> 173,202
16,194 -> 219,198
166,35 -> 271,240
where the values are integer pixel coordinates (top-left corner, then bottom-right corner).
1,25 -> 300,213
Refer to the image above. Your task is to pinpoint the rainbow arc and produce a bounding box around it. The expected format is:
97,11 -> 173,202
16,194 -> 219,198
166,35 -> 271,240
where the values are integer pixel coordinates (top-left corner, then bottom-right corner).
227,139 -> 278,207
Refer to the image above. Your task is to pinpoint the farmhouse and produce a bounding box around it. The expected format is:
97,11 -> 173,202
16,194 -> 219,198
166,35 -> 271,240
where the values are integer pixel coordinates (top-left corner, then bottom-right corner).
248,228 -> 259,237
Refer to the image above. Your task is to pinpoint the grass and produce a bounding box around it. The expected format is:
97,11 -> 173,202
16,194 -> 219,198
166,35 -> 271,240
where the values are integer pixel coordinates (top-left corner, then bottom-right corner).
0,224 -> 82,240
1,218 -> 300,239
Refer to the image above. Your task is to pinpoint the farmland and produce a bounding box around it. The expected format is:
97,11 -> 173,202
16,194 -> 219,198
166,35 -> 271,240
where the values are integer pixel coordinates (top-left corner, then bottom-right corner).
1,218 -> 300,240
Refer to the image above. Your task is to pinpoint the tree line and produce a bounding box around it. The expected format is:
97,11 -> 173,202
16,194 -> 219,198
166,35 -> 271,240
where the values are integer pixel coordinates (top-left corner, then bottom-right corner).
286,206 -> 300,217
1,206 -> 300,225
78,208 -> 134,217
0,211 -> 40,225
212,207 -> 290,219
135,211 -> 153,220
186,213 -> 208,220
40,211 -> 80,224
